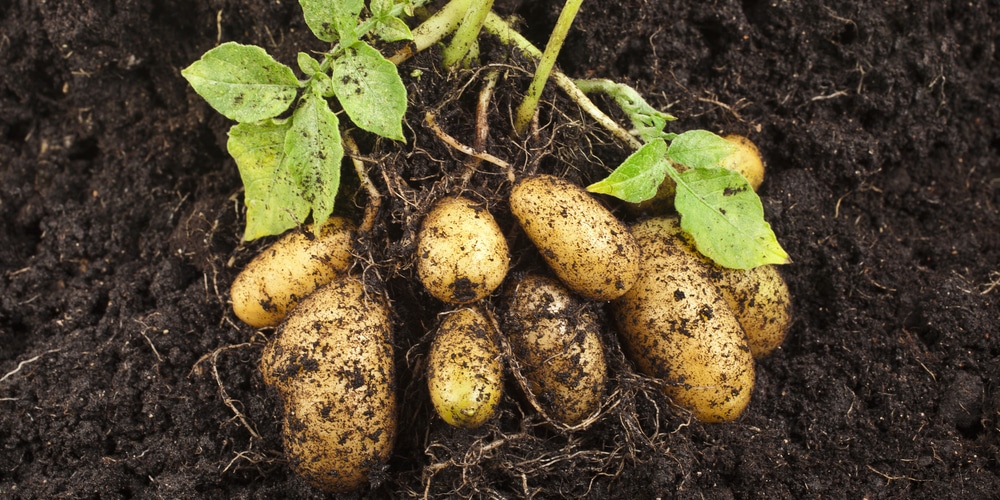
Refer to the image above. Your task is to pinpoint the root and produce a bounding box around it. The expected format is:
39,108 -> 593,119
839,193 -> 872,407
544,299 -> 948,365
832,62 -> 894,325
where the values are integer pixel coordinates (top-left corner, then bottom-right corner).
343,132 -> 384,236
190,339 -> 266,440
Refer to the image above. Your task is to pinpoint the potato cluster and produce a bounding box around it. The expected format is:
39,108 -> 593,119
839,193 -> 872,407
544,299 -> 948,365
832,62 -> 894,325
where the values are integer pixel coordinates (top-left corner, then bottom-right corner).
230,137 -> 792,493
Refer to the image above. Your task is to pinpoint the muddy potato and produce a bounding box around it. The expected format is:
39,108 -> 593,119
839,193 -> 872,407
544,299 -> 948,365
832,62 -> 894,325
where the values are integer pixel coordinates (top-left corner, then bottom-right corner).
612,217 -> 754,423
509,175 -> 639,301
652,216 -> 791,358
230,217 -> 355,328
717,264 -> 792,358
427,308 -> 504,428
506,274 -> 608,426
416,196 -> 510,304
261,277 -> 395,493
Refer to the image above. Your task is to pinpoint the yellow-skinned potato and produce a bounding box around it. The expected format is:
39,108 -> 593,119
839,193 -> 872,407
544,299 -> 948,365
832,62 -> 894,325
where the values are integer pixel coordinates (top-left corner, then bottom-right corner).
717,264 -> 792,358
649,216 -> 792,358
629,134 -> 765,215
427,308 -> 504,428
230,217 -> 355,328
416,196 -> 510,304
261,277 -> 395,493
505,274 -> 608,426
612,217 -> 754,423
719,134 -> 765,191
509,175 -> 639,301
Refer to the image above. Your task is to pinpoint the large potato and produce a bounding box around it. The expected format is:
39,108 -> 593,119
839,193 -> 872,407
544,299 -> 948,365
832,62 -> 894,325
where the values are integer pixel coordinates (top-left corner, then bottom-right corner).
231,217 -> 355,328
261,277 -> 395,493
509,175 -> 639,301
427,308 -> 504,428
612,217 -> 754,423
416,196 -> 510,304
505,274 -> 607,426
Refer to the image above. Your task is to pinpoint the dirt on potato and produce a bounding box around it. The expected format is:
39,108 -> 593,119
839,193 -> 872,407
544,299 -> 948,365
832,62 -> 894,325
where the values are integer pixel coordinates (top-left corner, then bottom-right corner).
1,0 -> 998,498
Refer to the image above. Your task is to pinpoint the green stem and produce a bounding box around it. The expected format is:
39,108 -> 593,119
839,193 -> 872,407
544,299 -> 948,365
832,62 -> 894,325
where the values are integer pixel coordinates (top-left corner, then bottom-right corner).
441,0 -> 495,69
512,0 -> 584,136
483,13 -> 640,148
388,0 -> 472,65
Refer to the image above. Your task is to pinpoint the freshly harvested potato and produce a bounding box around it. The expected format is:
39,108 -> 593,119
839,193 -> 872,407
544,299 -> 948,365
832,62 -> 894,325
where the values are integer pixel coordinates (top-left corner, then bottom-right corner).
416,196 -> 510,304
612,217 -> 754,423
648,215 -> 792,358
629,134 -> 765,215
261,277 -> 395,493
505,274 -> 608,426
427,308 -> 504,428
716,264 -> 792,358
230,217 -> 355,328
509,175 -> 639,301
719,134 -> 765,191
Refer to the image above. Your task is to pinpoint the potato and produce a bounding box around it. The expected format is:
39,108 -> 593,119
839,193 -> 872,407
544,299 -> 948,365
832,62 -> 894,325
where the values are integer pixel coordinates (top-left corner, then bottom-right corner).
647,216 -> 792,358
628,134 -> 765,215
719,134 -> 765,191
416,196 -> 510,304
427,308 -> 504,428
261,277 -> 395,493
612,217 -> 754,423
716,264 -> 792,358
230,217 -> 355,328
505,274 -> 608,426
509,175 -> 639,301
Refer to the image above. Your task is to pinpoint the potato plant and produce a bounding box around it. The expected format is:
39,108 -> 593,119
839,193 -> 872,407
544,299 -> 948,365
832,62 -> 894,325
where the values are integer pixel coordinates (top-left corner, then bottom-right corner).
183,0 -> 796,493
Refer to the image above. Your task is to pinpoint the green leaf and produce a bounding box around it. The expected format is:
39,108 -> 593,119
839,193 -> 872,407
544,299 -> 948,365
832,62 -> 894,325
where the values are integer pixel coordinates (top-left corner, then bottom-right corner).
331,42 -> 407,140
574,79 -> 675,142
300,0 -> 363,43
181,42 -> 300,123
228,120 -> 304,240
227,91 -> 344,241
672,167 -> 789,269
297,52 -> 322,76
370,0 -> 414,42
666,130 -> 738,169
586,139 -> 669,202
282,89 -> 343,232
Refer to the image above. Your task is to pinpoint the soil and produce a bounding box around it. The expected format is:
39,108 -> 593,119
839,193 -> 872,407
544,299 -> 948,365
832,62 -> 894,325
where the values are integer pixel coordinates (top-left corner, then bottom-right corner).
2,0 -> 998,498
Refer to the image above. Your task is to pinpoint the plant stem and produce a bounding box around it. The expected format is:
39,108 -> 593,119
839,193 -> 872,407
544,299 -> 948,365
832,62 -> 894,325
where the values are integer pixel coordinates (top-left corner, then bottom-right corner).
388,0 -> 472,65
512,0 -> 584,136
483,13 -> 640,148
441,0 -> 495,69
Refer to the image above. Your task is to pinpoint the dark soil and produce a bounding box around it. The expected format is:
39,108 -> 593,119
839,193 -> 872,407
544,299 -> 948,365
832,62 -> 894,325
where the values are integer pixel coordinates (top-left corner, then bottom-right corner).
2,0 -> 998,498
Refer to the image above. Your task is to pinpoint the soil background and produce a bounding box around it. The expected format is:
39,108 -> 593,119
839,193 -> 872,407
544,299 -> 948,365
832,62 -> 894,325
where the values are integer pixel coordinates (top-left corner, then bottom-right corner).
2,0 -> 999,498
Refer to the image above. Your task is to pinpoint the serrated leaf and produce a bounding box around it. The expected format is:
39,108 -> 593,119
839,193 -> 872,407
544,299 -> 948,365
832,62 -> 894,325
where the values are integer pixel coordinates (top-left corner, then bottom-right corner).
666,130 -> 738,169
673,167 -> 789,269
228,120 -> 304,240
331,42 -> 406,140
300,0 -> 363,43
586,139 -> 669,202
282,90 -> 343,231
182,42 -> 300,123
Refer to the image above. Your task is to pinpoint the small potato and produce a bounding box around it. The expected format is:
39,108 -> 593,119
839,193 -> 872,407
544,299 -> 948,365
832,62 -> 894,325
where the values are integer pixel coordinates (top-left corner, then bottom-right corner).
719,134 -> 765,191
509,175 -> 639,301
629,135 -> 765,216
717,264 -> 792,358
416,196 -> 510,304
612,217 -> 754,423
231,217 -> 355,328
505,274 -> 608,426
427,308 -> 504,428
261,277 -> 395,493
